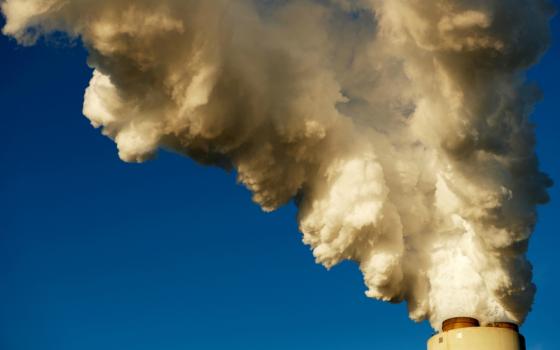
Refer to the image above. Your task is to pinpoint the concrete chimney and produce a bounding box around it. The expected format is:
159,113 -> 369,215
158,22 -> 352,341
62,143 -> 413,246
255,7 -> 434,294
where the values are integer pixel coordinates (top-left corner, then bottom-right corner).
427,318 -> 526,350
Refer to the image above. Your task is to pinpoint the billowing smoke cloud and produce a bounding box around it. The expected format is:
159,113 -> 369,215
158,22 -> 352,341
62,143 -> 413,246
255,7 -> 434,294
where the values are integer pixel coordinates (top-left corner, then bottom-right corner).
2,0 -> 553,329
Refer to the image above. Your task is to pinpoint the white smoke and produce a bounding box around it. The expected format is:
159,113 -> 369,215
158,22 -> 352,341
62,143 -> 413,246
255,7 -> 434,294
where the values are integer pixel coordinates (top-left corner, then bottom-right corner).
2,0 -> 553,329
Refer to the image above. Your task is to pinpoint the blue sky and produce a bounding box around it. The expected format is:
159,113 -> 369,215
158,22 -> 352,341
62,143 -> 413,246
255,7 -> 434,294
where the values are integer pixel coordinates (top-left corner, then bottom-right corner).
1,5 -> 559,350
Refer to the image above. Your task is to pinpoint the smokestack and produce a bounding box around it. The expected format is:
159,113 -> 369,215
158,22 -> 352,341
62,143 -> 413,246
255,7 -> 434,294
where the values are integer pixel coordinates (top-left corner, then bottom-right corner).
428,318 -> 526,350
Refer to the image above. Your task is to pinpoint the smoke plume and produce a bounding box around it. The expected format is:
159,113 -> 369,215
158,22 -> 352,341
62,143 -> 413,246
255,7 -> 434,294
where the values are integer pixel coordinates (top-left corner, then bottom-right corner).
2,0 -> 553,329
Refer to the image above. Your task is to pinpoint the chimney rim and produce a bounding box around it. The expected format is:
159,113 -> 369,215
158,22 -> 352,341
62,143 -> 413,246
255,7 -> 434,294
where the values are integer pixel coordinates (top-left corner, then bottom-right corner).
442,317 -> 480,332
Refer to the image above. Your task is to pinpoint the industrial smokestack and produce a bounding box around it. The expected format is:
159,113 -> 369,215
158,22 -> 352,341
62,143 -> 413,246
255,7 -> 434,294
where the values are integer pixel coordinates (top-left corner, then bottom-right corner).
428,318 -> 526,350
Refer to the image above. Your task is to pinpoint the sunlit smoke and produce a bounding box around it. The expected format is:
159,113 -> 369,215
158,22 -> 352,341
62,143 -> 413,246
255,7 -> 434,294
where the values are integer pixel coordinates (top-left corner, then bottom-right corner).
2,0 -> 553,329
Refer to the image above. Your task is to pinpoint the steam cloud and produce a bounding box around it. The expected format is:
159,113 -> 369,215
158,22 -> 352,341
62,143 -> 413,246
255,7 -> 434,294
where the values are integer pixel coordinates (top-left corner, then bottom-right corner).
2,0 -> 553,329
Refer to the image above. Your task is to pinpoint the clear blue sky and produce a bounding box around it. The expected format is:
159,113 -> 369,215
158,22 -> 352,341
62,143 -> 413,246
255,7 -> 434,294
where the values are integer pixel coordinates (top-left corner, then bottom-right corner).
1,5 -> 559,350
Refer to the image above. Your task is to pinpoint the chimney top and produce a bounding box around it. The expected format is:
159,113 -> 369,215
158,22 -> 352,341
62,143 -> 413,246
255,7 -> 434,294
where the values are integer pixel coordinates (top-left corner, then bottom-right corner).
442,317 -> 480,332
